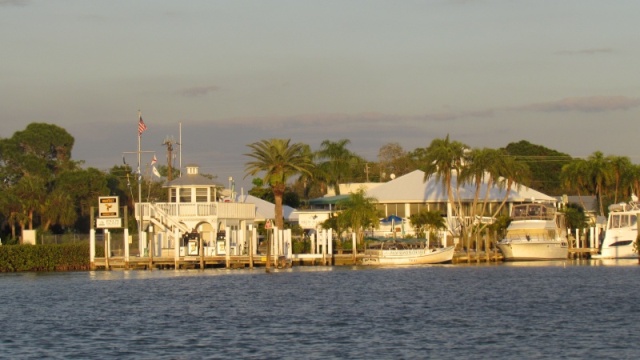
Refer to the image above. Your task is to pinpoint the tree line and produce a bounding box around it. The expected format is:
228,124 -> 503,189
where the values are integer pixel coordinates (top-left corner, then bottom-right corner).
2,122 -> 639,243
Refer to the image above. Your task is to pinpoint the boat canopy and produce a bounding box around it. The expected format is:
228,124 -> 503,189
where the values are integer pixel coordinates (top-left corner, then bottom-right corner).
511,203 -> 555,220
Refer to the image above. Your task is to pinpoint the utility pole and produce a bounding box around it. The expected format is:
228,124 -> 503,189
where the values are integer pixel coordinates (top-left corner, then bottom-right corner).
364,163 -> 370,182
162,136 -> 176,181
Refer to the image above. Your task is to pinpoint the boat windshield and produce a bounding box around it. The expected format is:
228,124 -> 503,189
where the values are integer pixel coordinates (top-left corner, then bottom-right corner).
609,214 -> 637,229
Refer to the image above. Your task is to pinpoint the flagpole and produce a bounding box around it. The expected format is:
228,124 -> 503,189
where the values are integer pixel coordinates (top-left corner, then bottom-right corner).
137,110 -> 142,205
125,112 -> 151,258
137,110 -> 143,258
179,121 -> 182,178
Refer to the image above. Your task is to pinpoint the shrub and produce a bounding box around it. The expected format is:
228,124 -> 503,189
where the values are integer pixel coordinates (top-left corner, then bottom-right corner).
0,243 -> 91,272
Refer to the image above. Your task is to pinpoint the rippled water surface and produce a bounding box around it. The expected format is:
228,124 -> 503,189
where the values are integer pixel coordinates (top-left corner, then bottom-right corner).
1,260 -> 639,359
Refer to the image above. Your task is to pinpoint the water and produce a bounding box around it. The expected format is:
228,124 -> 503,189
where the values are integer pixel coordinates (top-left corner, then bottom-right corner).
1,260 -> 639,359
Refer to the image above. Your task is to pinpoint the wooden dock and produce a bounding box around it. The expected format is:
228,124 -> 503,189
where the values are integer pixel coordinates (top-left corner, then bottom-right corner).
568,247 -> 599,259
92,247 -> 601,270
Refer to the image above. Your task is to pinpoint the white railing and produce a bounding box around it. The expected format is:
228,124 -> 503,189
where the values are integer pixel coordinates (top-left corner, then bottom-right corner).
136,202 -> 255,220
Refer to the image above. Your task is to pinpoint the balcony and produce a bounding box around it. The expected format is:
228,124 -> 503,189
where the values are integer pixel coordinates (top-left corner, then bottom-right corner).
136,202 -> 256,221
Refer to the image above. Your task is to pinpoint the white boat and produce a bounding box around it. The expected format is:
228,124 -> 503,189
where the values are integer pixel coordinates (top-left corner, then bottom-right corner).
497,203 -> 568,261
592,200 -> 639,259
359,242 -> 455,265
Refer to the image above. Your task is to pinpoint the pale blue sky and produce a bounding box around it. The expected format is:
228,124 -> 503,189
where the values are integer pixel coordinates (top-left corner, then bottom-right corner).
2,0 -> 640,190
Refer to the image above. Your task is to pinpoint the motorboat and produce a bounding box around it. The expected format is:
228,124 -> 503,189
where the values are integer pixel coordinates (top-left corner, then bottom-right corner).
359,240 -> 454,265
497,203 -> 568,261
592,200 -> 639,259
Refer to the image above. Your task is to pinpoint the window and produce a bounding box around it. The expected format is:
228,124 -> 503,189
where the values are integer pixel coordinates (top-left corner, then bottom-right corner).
409,203 -> 422,217
610,215 -> 620,229
195,188 -> 208,202
179,188 -> 191,203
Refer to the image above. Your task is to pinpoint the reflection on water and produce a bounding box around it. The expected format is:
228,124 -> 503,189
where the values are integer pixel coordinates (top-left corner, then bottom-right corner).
2,263 -> 640,359
590,258 -> 639,267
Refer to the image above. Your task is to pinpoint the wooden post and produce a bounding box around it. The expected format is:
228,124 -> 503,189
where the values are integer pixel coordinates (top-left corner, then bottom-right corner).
225,227 -> 231,269
494,229 -> 498,262
148,226 -> 153,270
123,206 -> 129,270
104,229 -> 110,270
89,206 -> 95,270
476,231 -> 480,264
265,228 -> 271,272
327,229 -> 333,265
174,228 -> 181,269
637,213 -> 640,265
199,229 -> 204,270
321,229 -> 326,266
485,229 -> 490,263
248,225 -> 254,269
90,228 -> 96,270
352,232 -> 357,264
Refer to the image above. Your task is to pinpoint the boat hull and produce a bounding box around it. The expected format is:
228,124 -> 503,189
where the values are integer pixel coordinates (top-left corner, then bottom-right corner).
497,241 -> 568,261
592,243 -> 636,259
359,246 -> 455,265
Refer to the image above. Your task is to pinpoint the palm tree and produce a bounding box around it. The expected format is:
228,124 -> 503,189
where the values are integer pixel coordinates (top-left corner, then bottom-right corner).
607,155 -> 632,204
422,135 -> 468,238
560,159 -> 590,210
13,175 -> 46,230
409,209 -> 446,245
459,148 -> 503,220
586,151 -> 614,217
244,138 -> 314,230
630,164 -> 640,199
0,189 -> 26,240
493,154 -> 531,215
335,189 -> 380,252
316,139 -> 355,195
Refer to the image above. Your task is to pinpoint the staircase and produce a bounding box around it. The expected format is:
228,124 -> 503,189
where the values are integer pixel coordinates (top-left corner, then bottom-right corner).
145,203 -> 190,238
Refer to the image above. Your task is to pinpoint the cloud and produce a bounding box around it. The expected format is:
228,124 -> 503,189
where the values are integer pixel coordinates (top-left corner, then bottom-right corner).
178,86 -> 219,98
556,48 -> 613,55
515,96 -> 640,113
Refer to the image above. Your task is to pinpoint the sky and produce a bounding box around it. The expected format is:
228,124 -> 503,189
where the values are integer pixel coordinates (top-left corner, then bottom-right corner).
2,0 -> 640,191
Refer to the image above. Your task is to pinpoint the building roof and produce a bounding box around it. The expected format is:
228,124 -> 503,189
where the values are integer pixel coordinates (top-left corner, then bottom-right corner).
365,169 -> 556,203
163,165 -> 224,188
165,175 -> 223,187
237,194 -> 298,222
555,195 -> 598,213
308,194 -> 350,206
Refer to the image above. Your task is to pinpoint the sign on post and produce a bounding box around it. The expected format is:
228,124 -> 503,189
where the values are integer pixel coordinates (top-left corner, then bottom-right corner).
96,218 -> 122,228
99,196 -> 119,218
97,196 -> 122,229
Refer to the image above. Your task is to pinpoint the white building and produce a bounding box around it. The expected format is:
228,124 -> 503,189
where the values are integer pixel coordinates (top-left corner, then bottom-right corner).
305,169 -> 556,241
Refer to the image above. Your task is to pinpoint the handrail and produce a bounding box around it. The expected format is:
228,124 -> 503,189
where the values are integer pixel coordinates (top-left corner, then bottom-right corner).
148,203 -> 190,234
136,202 -> 255,219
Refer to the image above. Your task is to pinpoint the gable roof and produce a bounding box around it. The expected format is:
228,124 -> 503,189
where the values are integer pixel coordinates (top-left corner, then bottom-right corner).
164,173 -> 223,187
237,194 -> 298,222
366,169 -> 556,203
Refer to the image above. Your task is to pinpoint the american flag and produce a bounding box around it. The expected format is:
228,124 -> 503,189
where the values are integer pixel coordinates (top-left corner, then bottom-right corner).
138,116 -> 147,136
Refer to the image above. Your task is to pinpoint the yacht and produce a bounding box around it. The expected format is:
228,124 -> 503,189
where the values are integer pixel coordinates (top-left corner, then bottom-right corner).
497,203 -> 568,261
592,200 -> 638,259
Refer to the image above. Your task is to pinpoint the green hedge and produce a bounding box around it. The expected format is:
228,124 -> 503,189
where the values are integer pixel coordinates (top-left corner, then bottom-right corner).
0,243 -> 90,272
